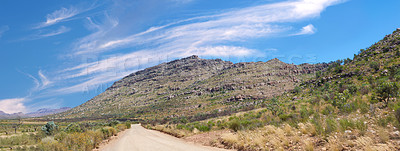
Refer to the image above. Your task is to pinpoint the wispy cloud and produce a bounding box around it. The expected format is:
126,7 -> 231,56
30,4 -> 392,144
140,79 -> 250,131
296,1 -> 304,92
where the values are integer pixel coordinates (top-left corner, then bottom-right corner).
39,26 -> 71,38
38,70 -> 53,89
24,70 -> 53,93
293,24 -> 317,35
34,1 -> 103,29
35,7 -> 79,29
73,0 -> 344,55
53,0 -> 345,95
0,98 -> 27,114
0,25 -> 9,38
22,26 -> 71,41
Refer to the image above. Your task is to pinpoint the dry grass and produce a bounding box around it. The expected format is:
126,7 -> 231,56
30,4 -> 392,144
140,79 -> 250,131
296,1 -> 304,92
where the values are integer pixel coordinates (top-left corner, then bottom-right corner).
299,123 -> 316,136
152,125 -> 188,138
303,140 -> 314,151
283,124 -> 293,136
326,136 -> 343,151
220,132 -> 239,148
377,128 -> 389,143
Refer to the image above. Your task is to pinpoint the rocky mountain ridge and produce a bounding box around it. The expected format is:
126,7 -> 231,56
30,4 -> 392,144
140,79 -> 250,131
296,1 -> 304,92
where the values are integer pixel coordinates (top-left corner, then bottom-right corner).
0,107 -> 71,119
50,55 -> 328,122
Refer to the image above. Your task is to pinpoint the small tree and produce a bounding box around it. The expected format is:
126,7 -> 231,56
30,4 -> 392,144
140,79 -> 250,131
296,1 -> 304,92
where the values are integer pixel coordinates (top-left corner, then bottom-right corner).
42,121 -> 58,135
370,61 -> 380,72
376,82 -> 399,106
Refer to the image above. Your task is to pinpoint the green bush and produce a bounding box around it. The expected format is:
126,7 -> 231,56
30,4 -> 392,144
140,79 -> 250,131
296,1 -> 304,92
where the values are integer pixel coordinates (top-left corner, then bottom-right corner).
64,123 -> 83,133
195,124 -> 210,132
359,102 -> 369,114
339,119 -> 355,131
100,127 -> 117,139
377,117 -> 389,127
370,61 -> 380,71
376,82 -> 399,105
356,119 -> 368,136
322,105 -> 335,115
42,121 -> 58,136
125,123 -> 131,129
229,119 -> 240,132
325,117 -> 337,135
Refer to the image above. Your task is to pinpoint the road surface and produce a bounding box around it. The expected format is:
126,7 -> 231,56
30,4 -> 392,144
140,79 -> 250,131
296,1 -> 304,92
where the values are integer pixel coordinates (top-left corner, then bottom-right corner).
100,124 -> 229,151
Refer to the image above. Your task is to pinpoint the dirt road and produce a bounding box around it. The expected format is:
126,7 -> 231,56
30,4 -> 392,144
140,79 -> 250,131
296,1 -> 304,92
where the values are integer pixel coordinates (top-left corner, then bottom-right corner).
100,124 -> 229,151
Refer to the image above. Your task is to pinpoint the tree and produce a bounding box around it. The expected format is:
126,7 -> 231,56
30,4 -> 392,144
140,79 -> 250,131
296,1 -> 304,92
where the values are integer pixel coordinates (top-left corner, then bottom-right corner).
370,61 -> 380,72
42,121 -> 58,135
12,116 -> 22,134
343,58 -> 352,65
376,82 -> 399,106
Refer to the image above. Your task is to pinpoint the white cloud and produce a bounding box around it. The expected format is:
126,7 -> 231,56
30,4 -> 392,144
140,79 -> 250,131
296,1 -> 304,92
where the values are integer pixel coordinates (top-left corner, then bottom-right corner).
186,46 -> 257,57
0,25 -> 9,38
36,7 -> 79,29
0,98 -> 27,114
293,24 -> 316,35
25,70 -> 53,93
38,70 -> 53,89
39,26 -> 71,38
72,0 -> 343,55
53,0 -> 344,95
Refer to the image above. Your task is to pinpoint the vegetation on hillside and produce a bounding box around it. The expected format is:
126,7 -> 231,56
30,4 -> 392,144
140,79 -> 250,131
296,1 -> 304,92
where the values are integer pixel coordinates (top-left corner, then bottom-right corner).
51,55 -> 328,124
148,29 -> 400,150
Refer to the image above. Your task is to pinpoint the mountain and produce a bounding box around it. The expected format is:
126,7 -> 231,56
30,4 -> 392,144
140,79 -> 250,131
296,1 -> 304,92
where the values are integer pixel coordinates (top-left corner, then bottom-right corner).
142,29 -> 400,150
0,107 -> 71,119
25,107 -> 72,117
50,55 -> 329,122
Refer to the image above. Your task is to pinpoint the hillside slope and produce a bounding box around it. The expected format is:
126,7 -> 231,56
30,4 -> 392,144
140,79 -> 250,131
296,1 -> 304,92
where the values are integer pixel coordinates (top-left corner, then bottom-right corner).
51,55 -> 327,121
153,28 -> 400,150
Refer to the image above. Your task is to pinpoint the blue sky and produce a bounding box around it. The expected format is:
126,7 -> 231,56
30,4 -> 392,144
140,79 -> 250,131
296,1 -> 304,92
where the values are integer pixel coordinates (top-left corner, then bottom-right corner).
0,0 -> 399,114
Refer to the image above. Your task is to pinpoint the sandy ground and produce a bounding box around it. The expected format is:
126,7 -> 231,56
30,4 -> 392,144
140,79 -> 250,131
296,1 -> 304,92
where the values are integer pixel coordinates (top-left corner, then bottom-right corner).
99,124 -> 229,151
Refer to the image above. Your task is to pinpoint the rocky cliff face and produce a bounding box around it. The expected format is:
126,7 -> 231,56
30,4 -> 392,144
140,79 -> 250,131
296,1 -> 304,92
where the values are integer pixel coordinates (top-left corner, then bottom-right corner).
52,56 -> 328,121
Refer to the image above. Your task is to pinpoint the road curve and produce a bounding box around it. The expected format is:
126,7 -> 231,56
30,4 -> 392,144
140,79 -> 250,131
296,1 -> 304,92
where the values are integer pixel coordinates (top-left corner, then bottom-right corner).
100,124 -> 229,151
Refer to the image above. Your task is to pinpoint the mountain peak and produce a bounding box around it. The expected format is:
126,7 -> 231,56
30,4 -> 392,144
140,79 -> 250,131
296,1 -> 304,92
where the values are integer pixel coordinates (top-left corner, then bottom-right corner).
266,58 -> 284,64
183,55 -> 199,60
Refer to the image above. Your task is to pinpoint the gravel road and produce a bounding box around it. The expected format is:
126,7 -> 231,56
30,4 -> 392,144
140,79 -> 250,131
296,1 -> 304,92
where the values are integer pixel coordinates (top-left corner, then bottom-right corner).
100,124 -> 229,151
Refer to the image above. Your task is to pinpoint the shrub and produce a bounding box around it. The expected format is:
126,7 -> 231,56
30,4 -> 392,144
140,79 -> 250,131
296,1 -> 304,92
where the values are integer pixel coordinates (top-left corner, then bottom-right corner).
116,124 -> 127,131
325,117 -> 337,135
376,82 -> 399,106
359,102 -> 369,114
376,117 -> 389,127
64,123 -> 83,133
378,128 -> 389,143
38,141 -> 67,151
370,61 -> 380,71
322,105 -> 335,115
229,120 -> 240,132
355,119 -> 367,136
126,123 -> 132,129
100,127 -> 117,139
334,66 -> 344,73
42,121 -> 58,136
293,86 -> 301,94
347,84 -> 358,94
339,119 -> 355,131
195,124 -> 210,132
